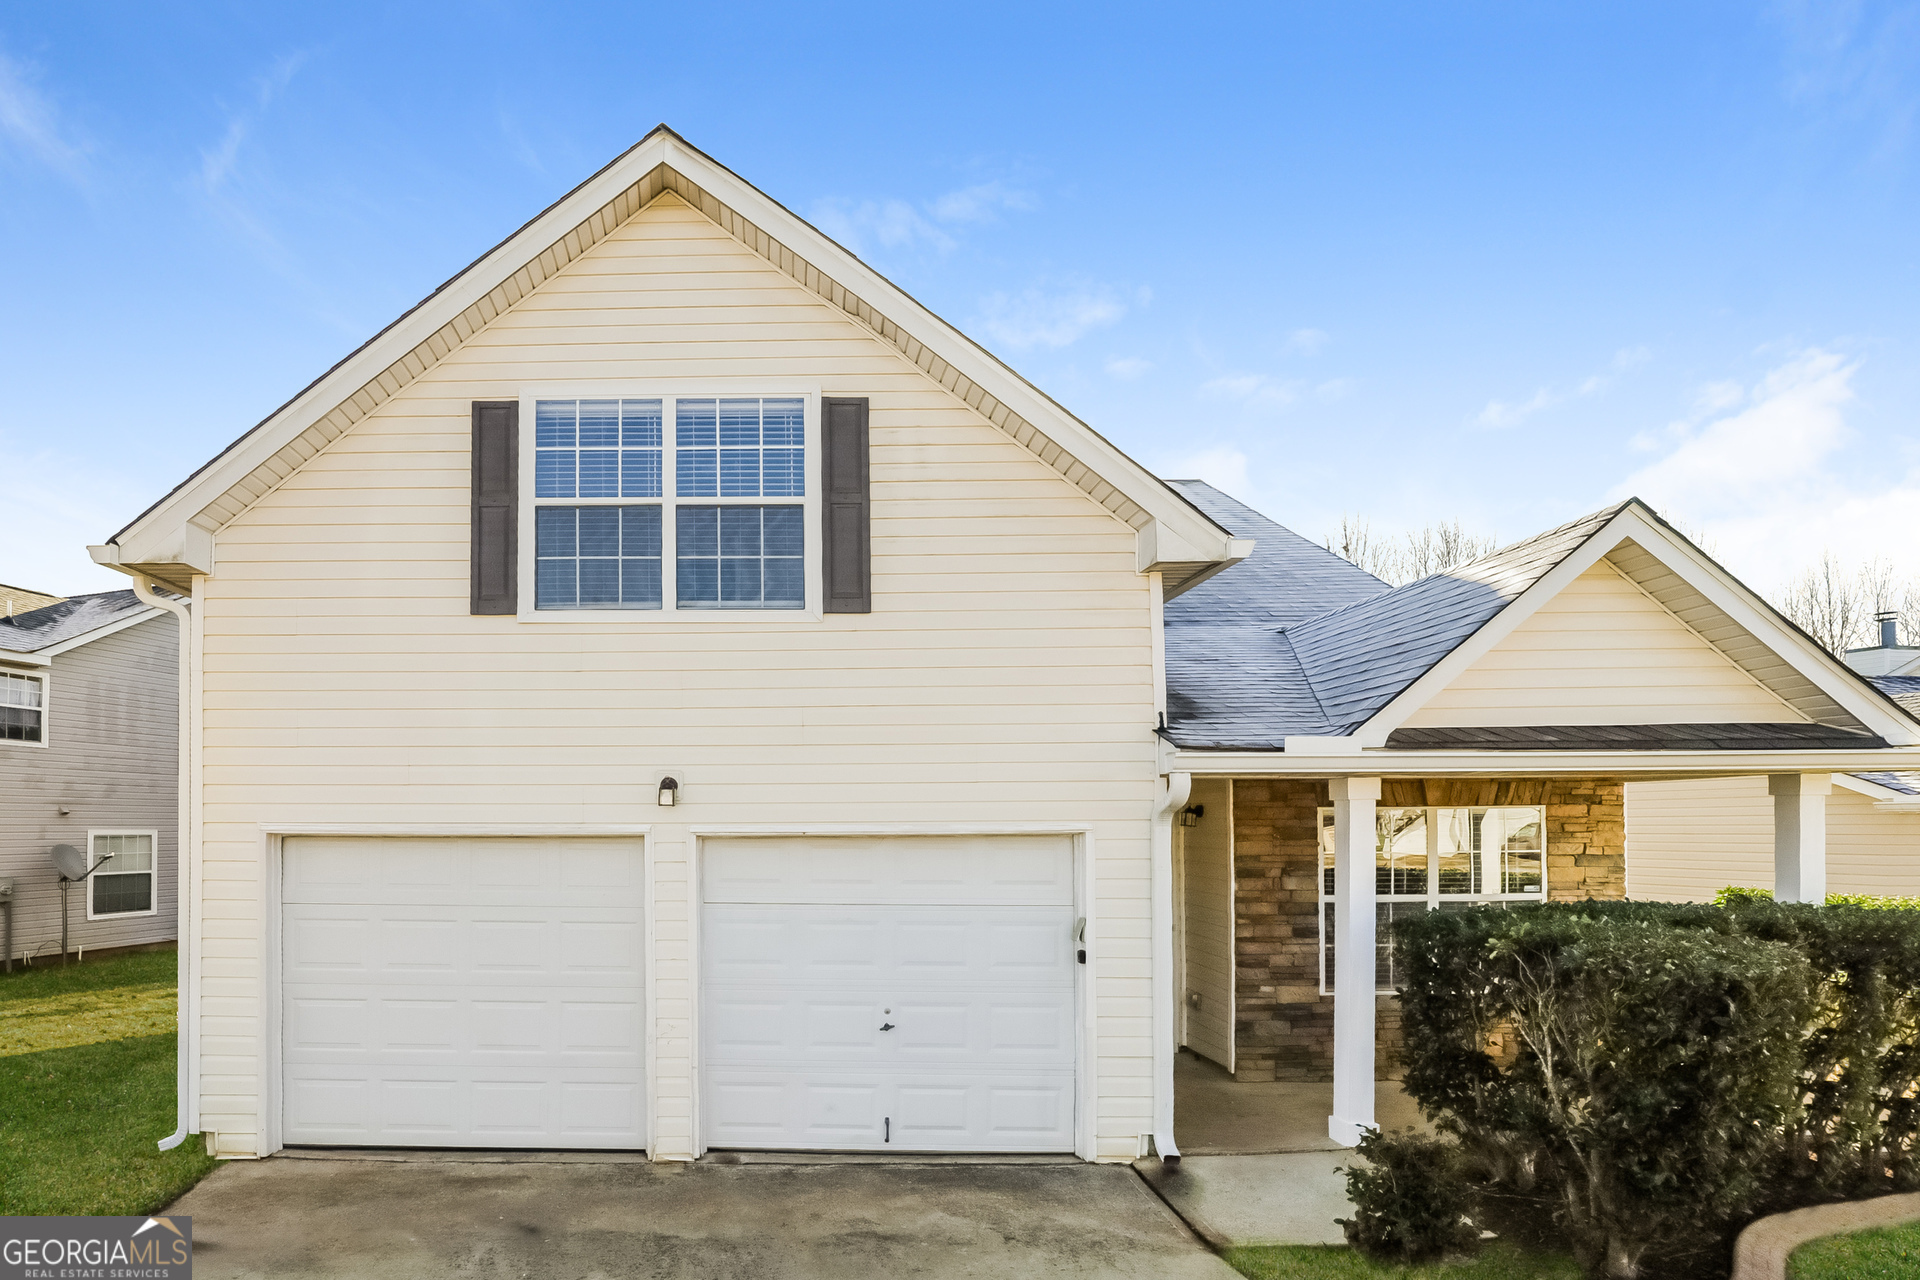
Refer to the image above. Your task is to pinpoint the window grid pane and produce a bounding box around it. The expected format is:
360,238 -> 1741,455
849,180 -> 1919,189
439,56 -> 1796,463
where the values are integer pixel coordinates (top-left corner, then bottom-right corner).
1320,804 -> 1547,993
676,506 -> 805,609
535,399 -> 663,499
534,506 -> 663,609
676,397 -> 805,499
1,673 -> 43,741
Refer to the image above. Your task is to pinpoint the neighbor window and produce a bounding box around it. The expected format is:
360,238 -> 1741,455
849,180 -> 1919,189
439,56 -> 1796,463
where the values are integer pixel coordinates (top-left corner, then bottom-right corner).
1,672 -> 44,743
531,395 -> 806,611
1318,805 -> 1546,993
88,831 -> 156,918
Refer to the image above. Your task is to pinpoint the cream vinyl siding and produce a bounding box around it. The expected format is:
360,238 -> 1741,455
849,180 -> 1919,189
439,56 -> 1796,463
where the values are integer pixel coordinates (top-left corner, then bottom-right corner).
1178,778 -> 1233,1071
191,194 -> 1157,1160
1628,777 -> 1920,901
1402,558 -> 1807,729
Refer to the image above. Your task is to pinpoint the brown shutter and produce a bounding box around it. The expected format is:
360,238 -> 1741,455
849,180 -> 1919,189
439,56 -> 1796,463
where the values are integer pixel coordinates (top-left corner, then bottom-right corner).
821,397 -> 871,613
470,400 -> 519,615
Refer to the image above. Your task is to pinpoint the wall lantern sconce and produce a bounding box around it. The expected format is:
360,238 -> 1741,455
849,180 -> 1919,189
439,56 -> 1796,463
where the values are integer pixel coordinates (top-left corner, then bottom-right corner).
1178,805 -> 1204,828
658,777 -> 679,807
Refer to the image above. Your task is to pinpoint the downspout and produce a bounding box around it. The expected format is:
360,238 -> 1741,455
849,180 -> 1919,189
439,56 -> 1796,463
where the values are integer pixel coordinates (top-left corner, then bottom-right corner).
1153,769 -> 1192,1165
130,574 -> 194,1152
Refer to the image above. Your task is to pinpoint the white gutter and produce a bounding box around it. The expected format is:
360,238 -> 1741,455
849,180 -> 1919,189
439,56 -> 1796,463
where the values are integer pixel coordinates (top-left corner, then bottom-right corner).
1167,747 -> 1920,779
129,575 -> 195,1152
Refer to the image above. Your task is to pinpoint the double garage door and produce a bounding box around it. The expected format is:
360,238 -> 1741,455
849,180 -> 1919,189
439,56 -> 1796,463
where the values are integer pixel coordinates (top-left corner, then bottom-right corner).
282,834 -> 1077,1153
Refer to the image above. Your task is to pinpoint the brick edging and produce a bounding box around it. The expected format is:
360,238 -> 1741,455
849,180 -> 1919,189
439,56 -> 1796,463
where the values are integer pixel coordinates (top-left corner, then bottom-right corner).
1730,1190 -> 1920,1280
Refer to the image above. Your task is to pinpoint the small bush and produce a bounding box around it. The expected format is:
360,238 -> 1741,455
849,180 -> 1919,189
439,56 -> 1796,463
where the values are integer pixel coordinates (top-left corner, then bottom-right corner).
1714,884 -> 1920,912
1337,1127 -> 1481,1264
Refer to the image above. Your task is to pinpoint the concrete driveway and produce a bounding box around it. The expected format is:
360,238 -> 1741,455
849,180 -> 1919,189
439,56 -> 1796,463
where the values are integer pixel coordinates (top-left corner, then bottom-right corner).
169,1152 -> 1240,1279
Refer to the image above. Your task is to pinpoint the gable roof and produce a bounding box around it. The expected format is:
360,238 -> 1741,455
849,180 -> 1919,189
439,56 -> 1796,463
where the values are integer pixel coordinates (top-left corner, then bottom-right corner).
1164,492 -> 1920,751
92,126 -> 1241,596
0,590 -> 159,658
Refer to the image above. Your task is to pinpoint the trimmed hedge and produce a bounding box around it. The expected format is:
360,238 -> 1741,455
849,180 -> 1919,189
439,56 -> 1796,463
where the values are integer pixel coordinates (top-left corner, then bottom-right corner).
1393,898 -> 1920,1279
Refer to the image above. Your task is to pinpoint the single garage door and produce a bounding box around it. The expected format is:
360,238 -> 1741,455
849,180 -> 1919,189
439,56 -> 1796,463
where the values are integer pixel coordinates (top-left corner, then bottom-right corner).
282,836 -> 645,1148
702,834 -> 1077,1152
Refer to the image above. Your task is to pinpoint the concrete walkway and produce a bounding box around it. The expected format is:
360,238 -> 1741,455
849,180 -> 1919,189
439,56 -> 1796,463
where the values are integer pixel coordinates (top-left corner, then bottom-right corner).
1138,1153 -> 1356,1248
169,1153 -> 1241,1279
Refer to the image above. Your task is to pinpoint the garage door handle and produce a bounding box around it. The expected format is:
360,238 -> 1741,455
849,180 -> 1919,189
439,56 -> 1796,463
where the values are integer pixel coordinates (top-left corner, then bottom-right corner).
879,1022 -> 895,1031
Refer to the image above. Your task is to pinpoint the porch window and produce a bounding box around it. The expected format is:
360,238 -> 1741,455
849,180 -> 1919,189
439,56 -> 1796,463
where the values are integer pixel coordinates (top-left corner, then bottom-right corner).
1318,805 -> 1546,994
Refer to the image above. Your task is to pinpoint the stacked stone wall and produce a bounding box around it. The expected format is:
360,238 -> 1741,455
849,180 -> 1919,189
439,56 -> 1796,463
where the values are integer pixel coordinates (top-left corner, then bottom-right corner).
1227,776 -> 1626,1082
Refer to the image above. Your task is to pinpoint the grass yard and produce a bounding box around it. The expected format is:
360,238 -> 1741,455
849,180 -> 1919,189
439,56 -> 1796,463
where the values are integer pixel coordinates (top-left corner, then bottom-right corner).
1789,1219 -> 1920,1280
0,949 -> 218,1215
1225,1243 -> 1583,1280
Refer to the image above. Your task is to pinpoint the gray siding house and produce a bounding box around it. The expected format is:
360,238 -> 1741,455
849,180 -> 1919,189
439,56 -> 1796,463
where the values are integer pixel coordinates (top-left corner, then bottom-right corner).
1,590 -> 179,964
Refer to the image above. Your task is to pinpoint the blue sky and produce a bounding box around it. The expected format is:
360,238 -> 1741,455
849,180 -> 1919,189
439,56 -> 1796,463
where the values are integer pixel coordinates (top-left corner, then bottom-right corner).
3,2 -> 1918,596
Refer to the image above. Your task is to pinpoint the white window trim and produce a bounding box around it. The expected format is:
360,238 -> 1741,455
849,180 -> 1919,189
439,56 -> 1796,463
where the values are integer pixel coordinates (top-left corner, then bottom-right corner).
86,828 -> 159,920
514,384 -> 824,622
0,665 -> 49,749
1317,804 -> 1549,995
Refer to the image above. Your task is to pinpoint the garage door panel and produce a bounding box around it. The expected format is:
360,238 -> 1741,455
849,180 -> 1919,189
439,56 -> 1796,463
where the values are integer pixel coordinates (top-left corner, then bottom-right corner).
700,836 -> 1075,1154
704,1069 -> 1075,1152
703,835 -> 1074,906
283,837 -> 644,1150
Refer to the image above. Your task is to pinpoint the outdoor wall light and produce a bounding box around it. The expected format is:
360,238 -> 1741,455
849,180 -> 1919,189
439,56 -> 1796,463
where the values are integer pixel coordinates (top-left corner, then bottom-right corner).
1178,805 -> 1204,828
658,777 -> 679,807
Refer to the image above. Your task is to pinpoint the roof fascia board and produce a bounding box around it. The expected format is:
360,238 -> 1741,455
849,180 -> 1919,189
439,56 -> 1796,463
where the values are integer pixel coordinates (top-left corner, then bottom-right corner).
111,128 -> 1235,574
1353,505 -> 1920,747
0,651 -> 52,669
32,607 -> 166,659
112,135 -> 678,567
652,137 -> 1233,565
1836,773 -> 1906,800
1167,746 -> 1920,777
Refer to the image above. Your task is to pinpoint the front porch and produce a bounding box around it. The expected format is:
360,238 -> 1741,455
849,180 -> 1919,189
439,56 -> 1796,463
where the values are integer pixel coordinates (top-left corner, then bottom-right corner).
1167,767 -> 1847,1152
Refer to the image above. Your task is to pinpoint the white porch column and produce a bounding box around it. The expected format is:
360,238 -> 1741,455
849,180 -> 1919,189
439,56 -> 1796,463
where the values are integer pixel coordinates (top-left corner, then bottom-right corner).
1769,773 -> 1832,904
1329,775 -> 1381,1148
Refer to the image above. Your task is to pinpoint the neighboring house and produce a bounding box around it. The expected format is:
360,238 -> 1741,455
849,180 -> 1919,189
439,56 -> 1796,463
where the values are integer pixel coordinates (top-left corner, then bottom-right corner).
89,127 -> 1920,1163
1627,616 -> 1920,901
0,590 -> 179,965
1,581 -> 65,616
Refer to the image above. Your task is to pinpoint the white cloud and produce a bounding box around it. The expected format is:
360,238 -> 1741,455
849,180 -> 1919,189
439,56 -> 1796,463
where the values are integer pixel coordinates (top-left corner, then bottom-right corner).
1201,373 -> 1302,408
928,181 -> 1032,223
198,52 -> 306,195
976,286 -> 1128,349
1104,356 -> 1152,380
811,179 -> 1034,256
0,50 -> 86,179
1163,446 -> 1249,495
1477,344 -> 1651,428
1286,328 -> 1330,356
811,197 -> 955,254
1478,387 -> 1556,428
1314,378 -> 1355,402
1612,347 -> 1920,587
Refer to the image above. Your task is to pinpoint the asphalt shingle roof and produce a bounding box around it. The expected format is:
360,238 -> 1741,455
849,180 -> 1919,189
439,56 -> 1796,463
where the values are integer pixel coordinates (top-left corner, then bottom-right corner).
1163,485 -> 1626,748
1872,676 -> 1920,720
0,590 -> 151,654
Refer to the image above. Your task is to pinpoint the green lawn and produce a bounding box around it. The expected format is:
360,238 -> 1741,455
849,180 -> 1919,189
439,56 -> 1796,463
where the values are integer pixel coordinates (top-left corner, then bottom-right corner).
0,949 -> 218,1215
1225,1243 -> 1582,1280
1789,1219 -> 1920,1280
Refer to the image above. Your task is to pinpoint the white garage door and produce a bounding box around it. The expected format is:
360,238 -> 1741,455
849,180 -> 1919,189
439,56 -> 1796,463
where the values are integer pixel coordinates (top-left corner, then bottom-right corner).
702,835 -> 1077,1153
282,836 -> 645,1149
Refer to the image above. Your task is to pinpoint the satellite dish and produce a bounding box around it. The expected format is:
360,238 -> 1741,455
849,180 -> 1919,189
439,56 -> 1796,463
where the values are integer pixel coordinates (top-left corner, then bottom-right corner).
50,844 -> 88,880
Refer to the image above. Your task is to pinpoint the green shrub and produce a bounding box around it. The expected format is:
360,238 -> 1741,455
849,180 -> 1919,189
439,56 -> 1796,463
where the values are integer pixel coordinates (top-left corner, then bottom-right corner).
1714,885 -> 1920,912
1396,904 -> 1813,1279
1337,1127 -> 1481,1264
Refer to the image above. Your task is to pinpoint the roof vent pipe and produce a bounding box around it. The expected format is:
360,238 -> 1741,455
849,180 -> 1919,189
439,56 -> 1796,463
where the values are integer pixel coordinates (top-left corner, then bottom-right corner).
1879,611 -> 1900,649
